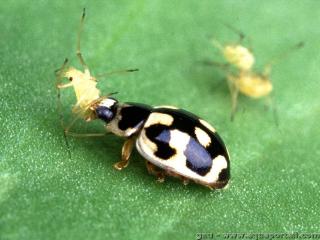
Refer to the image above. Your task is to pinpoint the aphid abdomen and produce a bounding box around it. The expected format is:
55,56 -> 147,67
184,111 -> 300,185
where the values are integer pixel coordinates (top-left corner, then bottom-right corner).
232,72 -> 273,98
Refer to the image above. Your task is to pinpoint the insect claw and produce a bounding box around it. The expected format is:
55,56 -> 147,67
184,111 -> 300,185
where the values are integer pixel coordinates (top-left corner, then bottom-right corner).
128,68 -> 139,72
182,178 -> 189,186
156,175 -> 165,183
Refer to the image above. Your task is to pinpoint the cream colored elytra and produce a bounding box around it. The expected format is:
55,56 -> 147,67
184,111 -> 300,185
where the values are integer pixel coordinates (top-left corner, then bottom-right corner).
136,128 -> 228,187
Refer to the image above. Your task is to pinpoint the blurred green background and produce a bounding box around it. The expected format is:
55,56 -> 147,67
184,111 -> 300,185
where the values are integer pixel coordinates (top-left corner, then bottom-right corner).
1,1 -> 319,239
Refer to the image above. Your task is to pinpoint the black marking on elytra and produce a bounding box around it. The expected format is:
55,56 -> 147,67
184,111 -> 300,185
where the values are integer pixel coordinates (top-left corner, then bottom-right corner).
184,138 -> 212,176
152,108 -> 229,161
145,124 -> 176,159
218,168 -> 230,182
152,107 -> 229,176
118,103 -> 152,131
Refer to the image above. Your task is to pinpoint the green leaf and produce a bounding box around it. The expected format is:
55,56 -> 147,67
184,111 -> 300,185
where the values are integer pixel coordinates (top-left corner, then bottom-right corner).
1,1 -> 319,239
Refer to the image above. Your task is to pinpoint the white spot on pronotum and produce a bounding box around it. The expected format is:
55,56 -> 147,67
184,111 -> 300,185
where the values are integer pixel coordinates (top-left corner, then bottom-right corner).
144,113 -> 174,128
199,119 -> 216,133
99,98 -> 117,108
195,127 -> 211,147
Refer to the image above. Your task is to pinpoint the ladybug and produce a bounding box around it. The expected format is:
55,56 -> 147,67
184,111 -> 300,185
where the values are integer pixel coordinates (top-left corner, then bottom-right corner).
91,97 -> 230,189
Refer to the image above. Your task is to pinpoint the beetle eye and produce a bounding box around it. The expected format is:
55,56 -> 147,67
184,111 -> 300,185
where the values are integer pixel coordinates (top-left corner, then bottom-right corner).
68,77 -> 73,81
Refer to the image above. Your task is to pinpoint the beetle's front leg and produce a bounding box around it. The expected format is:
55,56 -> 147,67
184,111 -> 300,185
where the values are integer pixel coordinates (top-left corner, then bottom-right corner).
113,137 -> 135,170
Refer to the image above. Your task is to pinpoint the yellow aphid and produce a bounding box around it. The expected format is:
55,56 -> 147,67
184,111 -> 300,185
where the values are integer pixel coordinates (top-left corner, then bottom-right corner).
228,71 -> 273,98
61,67 -> 100,119
55,9 -> 137,139
210,26 -> 303,121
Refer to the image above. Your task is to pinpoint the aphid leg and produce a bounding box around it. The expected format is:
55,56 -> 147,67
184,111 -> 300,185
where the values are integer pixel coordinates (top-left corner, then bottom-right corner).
201,60 -> 231,89
222,22 -> 245,42
227,76 -> 239,121
264,42 -> 304,74
65,132 -> 108,138
63,114 -> 107,137
265,95 -> 279,127
114,137 -> 135,170
201,60 -> 230,69
55,58 -> 72,158
145,161 -> 165,183
77,8 -> 89,72
57,82 -> 73,89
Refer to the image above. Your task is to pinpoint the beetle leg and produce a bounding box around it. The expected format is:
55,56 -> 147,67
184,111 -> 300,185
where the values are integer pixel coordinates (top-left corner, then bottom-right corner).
166,171 -> 190,186
114,138 -> 135,170
227,75 -> 239,121
265,95 -> 279,127
145,161 -> 165,183
182,177 -> 190,186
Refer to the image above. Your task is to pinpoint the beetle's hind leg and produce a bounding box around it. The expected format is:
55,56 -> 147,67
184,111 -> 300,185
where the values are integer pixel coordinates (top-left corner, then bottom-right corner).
114,138 -> 135,170
145,161 -> 165,183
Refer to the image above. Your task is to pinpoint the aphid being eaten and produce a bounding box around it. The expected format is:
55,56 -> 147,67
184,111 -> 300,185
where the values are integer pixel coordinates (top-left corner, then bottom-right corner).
55,9 -> 137,133
209,24 -> 303,121
57,65 -> 100,121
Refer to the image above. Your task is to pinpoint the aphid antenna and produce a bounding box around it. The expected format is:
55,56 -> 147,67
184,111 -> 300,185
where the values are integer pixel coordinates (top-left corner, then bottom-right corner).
77,8 -> 89,72
220,21 -> 253,51
95,68 -> 139,79
221,21 -> 245,42
263,41 -> 304,76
